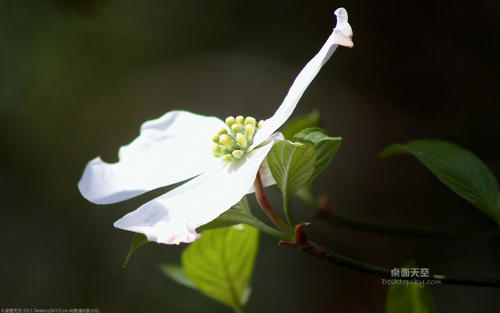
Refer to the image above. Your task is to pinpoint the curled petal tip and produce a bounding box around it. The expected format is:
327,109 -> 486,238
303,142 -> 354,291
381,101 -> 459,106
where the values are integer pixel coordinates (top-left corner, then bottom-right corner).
334,7 -> 354,48
334,7 -> 348,20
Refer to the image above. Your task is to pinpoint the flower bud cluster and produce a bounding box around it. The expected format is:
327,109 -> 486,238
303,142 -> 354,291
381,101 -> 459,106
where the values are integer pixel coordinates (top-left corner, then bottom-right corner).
212,115 -> 264,162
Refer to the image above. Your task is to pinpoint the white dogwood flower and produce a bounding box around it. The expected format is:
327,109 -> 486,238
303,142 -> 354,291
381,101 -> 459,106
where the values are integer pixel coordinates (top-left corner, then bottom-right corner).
78,8 -> 353,245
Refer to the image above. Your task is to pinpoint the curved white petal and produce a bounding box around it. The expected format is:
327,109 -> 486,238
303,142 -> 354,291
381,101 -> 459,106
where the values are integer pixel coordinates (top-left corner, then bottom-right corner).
78,110 -> 225,204
251,8 -> 353,148
247,132 -> 284,193
113,134 -> 282,245
245,159 -> 276,194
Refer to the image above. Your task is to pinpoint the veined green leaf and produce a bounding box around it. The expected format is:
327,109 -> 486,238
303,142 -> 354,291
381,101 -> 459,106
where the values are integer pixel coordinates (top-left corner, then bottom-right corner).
385,261 -> 436,313
267,140 -> 317,200
282,110 -> 321,140
293,127 -> 342,180
161,265 -> 196,290
197,196 -> 288,241
380,140 -> 500,223
122,233 -> 148,269
182,225 -> 259,310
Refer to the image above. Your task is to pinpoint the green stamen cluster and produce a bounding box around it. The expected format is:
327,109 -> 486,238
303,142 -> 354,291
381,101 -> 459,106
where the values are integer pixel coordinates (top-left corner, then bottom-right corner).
212,115 -> 264,162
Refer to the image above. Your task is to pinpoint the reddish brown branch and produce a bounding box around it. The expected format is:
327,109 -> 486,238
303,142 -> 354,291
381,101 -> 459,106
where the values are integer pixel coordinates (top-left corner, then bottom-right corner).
254,171 -> 293,237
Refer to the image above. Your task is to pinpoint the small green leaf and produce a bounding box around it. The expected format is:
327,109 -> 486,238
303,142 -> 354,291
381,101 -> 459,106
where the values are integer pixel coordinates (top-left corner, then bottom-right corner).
266,140 -> 317,201
161,265 -> 196,290
196,198 -> 251,231
197,196 -> 288,241
380,140 -> 500,223
293,127 -> 342,180
122,233 -> 149,269
182,225 -> 259,311
385,261 -> 436,313
282,110 -> 321,140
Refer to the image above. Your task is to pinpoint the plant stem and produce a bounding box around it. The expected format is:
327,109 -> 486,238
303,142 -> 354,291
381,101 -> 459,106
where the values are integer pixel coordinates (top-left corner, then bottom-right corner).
254,171 -> 294,238
294,239 -> 500,288
279,223 -> 500,289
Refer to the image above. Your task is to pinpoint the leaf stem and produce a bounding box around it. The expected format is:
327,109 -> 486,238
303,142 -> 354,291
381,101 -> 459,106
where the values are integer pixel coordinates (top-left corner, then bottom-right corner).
283,196 -> 296,230
254,171 -> 294,238
281,223 -> 500,289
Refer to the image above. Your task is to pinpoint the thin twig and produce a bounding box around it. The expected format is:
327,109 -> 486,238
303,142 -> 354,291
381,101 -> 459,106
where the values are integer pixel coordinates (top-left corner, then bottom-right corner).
281,223 -> 500,289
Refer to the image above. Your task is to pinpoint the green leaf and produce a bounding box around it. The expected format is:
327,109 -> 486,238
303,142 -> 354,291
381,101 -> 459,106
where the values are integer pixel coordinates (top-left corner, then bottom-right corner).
182,225 -> 259,310
385,261 -> 436,313
380,139 -> 500,223
122,233 -> 149,269
266,140 -> 317,201
282,110 -> 321,140
161,264 -> 196,290
197,196 -> 288,241
293,127 -> 342,180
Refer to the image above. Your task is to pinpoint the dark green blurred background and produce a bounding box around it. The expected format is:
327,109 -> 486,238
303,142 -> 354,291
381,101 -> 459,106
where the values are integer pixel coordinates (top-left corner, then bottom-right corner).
1,0 -> 499,312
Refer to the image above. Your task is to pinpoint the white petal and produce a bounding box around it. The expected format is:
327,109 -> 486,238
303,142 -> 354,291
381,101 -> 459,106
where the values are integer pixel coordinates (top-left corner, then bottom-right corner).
78,110 -> 225,204
251,8 -> 353,148
245,159 -> 276,194
256,159 -> 276,187
246,132 -> 285,193
113,134 -> 281,245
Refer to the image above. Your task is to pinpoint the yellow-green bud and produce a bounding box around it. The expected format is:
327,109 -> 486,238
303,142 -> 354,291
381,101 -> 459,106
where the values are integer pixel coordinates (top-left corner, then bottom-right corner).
235,115 -> 244,124
244,124 -> 255,139
221,154 -> 233,162
219,134 -> 234,149
217,128 -> 228,136
244,116 -> 256,127
231,124 -> 243,134
212,145 -> 224,157
212,115 -> 262,163
236,133 -> 248,148
225,116 -> 235,127
212,145 -> 222,153
232,150 -> 244,159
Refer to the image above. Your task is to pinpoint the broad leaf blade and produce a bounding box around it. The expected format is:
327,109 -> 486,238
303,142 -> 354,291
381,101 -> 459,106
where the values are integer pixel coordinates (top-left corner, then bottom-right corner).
293,127 -> 342,180
122,233 -> 148,269
266,140 -> 317,200
385,261 -> 436,313
380,140 -> 500,223
282,110 -> 321,140
161,265 -> 196,290
182,225 -> 259,310
197,197 -> 287,240
196,198 -> 252,231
